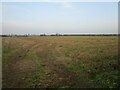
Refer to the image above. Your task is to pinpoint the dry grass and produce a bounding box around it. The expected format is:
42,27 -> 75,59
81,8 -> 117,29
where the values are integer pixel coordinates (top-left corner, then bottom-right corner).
2,36 -> 119,88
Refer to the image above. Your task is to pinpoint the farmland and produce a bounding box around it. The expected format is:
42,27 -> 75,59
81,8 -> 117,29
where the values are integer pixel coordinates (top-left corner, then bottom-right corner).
2,36 -> 119,88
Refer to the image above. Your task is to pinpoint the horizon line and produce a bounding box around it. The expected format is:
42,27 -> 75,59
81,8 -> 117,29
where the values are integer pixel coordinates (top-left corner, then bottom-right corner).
1,33 -> 119,36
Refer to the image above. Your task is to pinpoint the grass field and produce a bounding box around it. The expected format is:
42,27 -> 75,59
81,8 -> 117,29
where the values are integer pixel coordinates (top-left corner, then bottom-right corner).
2,36 -> 119,88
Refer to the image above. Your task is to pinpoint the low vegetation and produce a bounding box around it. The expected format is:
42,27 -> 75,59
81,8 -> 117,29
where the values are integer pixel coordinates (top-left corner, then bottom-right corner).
2,36 -> 119,88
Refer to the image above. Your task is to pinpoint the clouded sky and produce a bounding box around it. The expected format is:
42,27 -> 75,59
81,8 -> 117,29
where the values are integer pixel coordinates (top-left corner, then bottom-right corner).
2,2 -> 118,35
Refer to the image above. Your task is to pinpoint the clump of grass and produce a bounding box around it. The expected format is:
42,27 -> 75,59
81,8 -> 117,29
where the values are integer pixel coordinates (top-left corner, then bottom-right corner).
27,73 -> 43,88
3,47 -> 18,54
92,71 -> 119,88
59,45 -> 63,47
3,47 -> 20,62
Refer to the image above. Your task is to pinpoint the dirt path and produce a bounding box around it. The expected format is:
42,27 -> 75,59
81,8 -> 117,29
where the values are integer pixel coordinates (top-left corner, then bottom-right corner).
3,37 -> 82,88
3,38 -> 39,88
35,42 -> 80,88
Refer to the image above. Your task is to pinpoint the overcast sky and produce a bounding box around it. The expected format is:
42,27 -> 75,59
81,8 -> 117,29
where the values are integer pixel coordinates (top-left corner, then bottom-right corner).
2,2 -> 118,35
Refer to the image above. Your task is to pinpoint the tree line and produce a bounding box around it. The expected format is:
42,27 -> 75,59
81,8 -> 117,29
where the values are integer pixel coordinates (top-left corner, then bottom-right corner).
0,33 -> 119,37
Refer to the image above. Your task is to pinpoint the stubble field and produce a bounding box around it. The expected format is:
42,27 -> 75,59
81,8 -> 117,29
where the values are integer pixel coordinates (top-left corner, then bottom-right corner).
2,36 -> 119,88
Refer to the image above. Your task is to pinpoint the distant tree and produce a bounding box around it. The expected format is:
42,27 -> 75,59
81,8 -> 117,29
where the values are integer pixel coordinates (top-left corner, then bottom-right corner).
40,33 -> 46,36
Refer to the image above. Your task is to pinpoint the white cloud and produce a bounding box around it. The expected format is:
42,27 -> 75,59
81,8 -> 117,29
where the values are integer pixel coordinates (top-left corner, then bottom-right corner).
54,2 -> 74,8
60,2 -> 73,8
